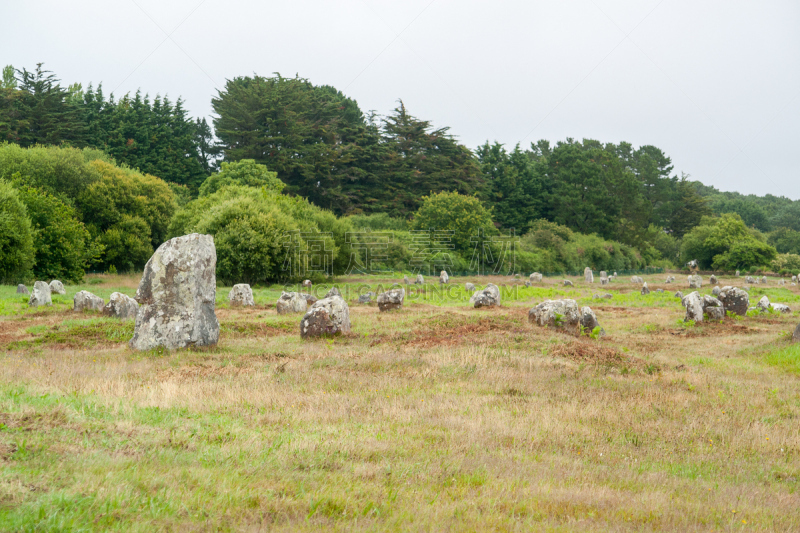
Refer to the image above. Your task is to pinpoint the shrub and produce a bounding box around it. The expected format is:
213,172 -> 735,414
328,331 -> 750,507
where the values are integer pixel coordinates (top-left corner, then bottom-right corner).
199,159 -> 285,197
411,191 -> 497,255
15,185 -> 94,282
0,179 -> 34,282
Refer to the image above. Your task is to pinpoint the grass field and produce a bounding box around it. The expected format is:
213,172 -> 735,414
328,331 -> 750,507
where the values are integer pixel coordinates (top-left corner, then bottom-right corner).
1,273 -> 799,531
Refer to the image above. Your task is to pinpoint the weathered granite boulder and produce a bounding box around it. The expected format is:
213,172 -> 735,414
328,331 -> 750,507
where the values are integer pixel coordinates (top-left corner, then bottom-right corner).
277,291 -> 308,314
793,323 -> 800,343
529,299 -> 600,336
687,259 -> 698,269
469,283 -> 500,308
415,274 -> 424,285
688,275 -> 702,289
377,288 -> 405,312
600,278 -> 609,285
357,292 -> 375,304
302,293 -> 318,305
73,291 -> 104,312
599,271 -> 607,279
584,267 -> 594,283
762,276 -> 768,284
563,279 -> 574,287
712,286 -> 721,297
631,276 -> 644,284
772,303 -> 792,314
28,281 -> 52,307
682,291 -> 723,322
465,282 -> 476,293
404,275 -> 410,285
745,276 -> 756,284
709,274 -> 718,285
525,281 -> 532,287
16,284 -> 28,294
736,270 -> 740,277
641,282 -> 650,295
300,288 -> 351,338
757,296 -> 770,312
228,284 -> 254,307
675,291 -> 683,299
49,280 -> 66,295
302,280 -> 312,290
104,292 -> 138,320
529,299 -> 581,334
778,279 -> 786,286
718,286 -> 749,316
530,272 -> 543,283
129,233 -> 219,351
580,306 -> 604,335
592,293 -> 613,300
793,275 -> 798,283
440,270 -> 449,284
656,289 -> 664,293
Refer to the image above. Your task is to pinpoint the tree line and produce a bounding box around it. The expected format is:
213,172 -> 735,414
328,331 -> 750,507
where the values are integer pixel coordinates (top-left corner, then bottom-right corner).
1,63 -> 799,282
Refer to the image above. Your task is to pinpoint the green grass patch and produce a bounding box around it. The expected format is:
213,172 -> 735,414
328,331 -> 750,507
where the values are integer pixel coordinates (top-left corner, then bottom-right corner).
9,318 -> 134,349
763,343 -> 800,374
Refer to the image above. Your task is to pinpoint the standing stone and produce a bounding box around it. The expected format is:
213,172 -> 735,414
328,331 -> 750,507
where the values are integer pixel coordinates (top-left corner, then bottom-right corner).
104,292 -> 139,320
709,275 -> 718,285
793,275 -> 798,283
688,275 -> 702,289
16,284 -> 28,294
736,270 -> 740,277
580,306 -> 604,335
584,267 -> 594,283
712,286 -> 721,297
600,278 -> 609,285
228,284 -> 254,307
302,280 -> 312,290
357,292 -> 375,304
525,281 -> 532,287
440,270 -> 449,284
641,282 -> 650,295
757,296 -> 770,313
300,288 -> 351,338
630,276 -> 644,284
793,324 -> 800,343
761,276 -> 768,284
745,276 -> 756,285
772,303 -> 792,314
465,282 -> 476,293
415,274 -> 424,285
377,288 -> 405,312
682,292 -> 723,322
28,281 -> 52,307
129,234 -> 219,351
73,291 -> 104,312
675,291 -> 683,299
469,283 -> 500,308
404,275 -> 410,285
528,299 -> 599,336
530,272 -> 543,283
277,292 -> 308,314
302,293 -> 318,306
779,279 -> 786,286
718,287 -> 749,316
49,280 -> 66,295
599,271 -> 607,279
563,279 -> 574,287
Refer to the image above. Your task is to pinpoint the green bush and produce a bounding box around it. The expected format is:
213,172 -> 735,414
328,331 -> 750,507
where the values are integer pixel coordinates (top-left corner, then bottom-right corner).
199,159 -> 284,197
0,179 -> 34,282
15,185 -> 94,282
411,191 -> 497,255
681,213 -> 776,270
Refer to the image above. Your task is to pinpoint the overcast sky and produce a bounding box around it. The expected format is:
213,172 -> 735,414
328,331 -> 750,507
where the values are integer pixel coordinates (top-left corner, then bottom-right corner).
5,0 -> 799,198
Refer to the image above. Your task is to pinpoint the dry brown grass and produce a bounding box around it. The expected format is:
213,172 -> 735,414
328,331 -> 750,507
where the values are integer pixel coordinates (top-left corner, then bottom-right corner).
1,273 -> 800,531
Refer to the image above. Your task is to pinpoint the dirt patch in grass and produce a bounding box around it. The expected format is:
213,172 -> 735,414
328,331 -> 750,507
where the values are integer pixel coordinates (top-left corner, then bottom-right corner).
547,339 -> 649,370
219,320 -> 294,338
672,320 -> 761,338
0,409 -> 78,433
156,363 -> 259,382
376,313 -> 527,348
